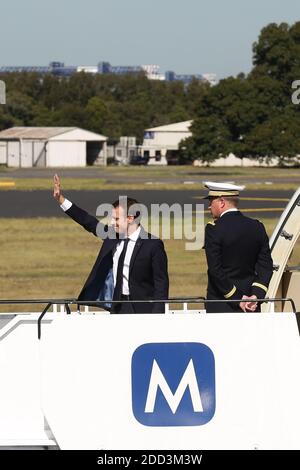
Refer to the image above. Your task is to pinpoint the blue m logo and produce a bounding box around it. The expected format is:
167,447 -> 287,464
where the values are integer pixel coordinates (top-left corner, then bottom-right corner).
131,342 -> 216,426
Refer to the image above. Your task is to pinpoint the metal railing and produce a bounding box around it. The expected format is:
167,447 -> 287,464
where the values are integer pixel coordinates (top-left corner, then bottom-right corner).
0,297 -> 297,340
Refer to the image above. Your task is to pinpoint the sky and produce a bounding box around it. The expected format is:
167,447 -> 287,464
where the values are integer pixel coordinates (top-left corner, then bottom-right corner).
0,0 -> 299,79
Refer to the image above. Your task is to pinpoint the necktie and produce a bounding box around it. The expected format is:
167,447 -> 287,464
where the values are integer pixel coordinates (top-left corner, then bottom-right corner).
113,238 -> 129,301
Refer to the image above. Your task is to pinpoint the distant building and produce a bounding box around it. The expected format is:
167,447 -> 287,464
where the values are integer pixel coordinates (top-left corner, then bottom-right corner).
0,127 -> 107,168
0,65 -> 50,74
97,61 -> 143,75
0,62 -> 77,76
193,153 -> 280,167
0,80 -> 5,104
0,61 -> 217,84
97,62 -> 215,84
49,62 -> 77,76
202,74 -> 218,86
141,65 -> 165,81
107,136 -> 137,165
77,66 -> 98,74
140,121 -> 193,165
97,62 -> 164,80
140,120 -> 277,167
165,71 -> 217,86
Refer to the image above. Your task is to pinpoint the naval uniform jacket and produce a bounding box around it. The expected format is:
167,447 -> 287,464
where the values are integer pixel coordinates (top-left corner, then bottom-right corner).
65,203 -> 169,314
204,211 -> 273,313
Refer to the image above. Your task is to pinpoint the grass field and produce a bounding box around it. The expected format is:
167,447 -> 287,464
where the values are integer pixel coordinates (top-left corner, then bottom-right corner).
0,179 -> 298,191
0,165 -> 299,312
0,165 -> 299,191
0,216 -> 279,313
1,165 -> 300,179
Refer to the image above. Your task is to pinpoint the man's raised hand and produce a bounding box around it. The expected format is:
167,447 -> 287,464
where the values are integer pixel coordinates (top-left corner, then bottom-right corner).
53,174 -> 64,204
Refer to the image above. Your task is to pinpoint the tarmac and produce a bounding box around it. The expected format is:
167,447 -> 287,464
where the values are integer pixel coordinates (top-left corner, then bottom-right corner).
0,189 -> 293,218
0,166 -> 300,184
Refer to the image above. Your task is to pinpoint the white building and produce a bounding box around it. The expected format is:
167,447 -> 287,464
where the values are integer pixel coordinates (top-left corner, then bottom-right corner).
108,136 -> 137,165
77,66 -> 98,74
141,65 -> 165,81
0,127 -> 107,167
141,120 -> 193,165
141,120 -> 286,167
193,153 -> 280,167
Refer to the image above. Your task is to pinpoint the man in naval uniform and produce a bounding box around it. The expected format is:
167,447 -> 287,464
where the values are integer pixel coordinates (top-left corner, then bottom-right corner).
203,181 -> 273,313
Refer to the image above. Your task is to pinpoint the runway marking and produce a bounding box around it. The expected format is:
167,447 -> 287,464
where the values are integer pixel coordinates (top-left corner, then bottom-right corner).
193,196 -> 289,202
193,208 -> 285,214
240,197 -> 289,202
0,182 -> 15,187
231,208 -> 284,213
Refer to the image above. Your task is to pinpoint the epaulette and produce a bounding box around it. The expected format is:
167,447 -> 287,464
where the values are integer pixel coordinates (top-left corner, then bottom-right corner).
206,221 -> 215,226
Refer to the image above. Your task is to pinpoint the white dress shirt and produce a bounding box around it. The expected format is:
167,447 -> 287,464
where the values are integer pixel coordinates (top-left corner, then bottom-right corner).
60,198 -> 73,212
60,199 -> 141,295
113,226 -> 141,294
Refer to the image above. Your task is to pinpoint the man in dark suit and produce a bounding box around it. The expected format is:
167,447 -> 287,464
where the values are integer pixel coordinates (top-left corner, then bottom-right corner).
203,182 -> 273,313
53,175 -> 169,314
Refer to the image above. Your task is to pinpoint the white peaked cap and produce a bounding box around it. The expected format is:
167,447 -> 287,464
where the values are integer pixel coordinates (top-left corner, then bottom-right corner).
203,181 -> 245,198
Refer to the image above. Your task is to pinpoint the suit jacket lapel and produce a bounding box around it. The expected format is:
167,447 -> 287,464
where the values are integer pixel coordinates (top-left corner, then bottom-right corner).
129,239 -> 143,273
129,227 -> 148,273
97,238 -> 118,262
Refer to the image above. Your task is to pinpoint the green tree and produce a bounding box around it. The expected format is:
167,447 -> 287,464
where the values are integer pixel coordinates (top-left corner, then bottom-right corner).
244,110 -> 300,164
183,21 -> 300,164
51,103 -> 88,127
85,97 -> 108,134
0,107 -> 17,130
5,90 -> 35,125
179,116 -> 231,164
252,22 -> 300,86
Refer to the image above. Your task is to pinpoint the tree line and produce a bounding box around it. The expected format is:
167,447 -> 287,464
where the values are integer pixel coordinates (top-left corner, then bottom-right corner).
1,21 -> 300,164
0,70 -> 208,144
180,21 -> 300,164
